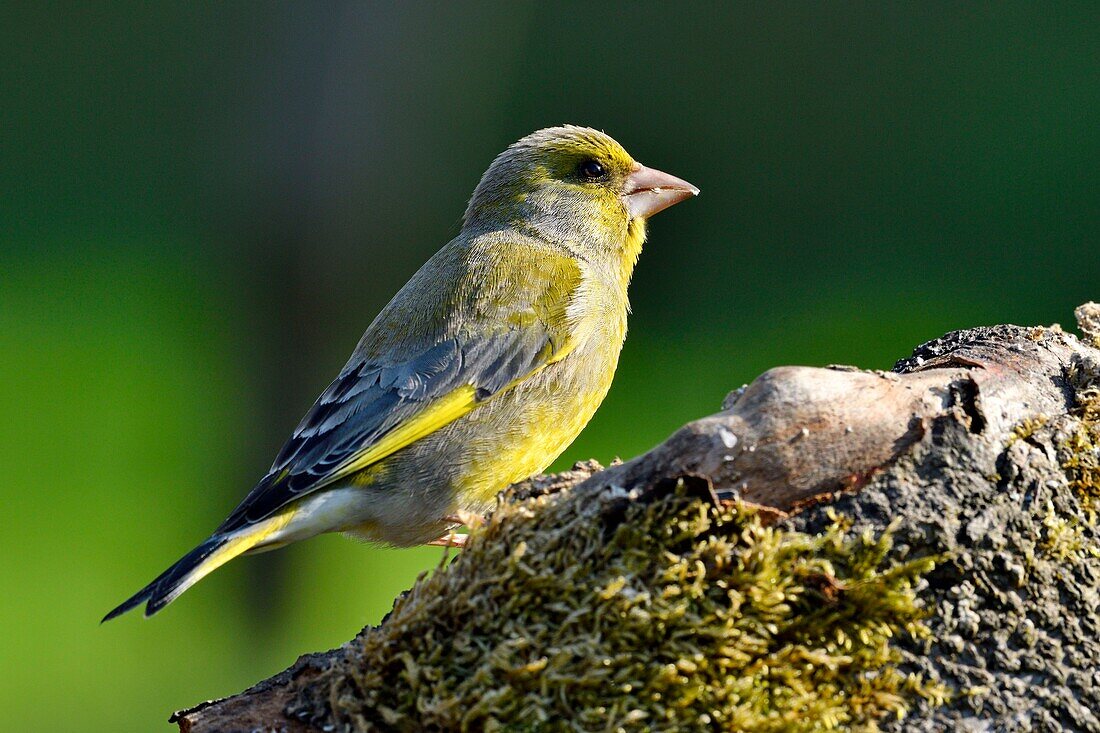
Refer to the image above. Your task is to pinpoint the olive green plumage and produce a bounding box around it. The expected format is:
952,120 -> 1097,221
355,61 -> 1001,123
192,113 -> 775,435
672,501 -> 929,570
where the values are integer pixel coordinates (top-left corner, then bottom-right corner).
105,126 -> 698,619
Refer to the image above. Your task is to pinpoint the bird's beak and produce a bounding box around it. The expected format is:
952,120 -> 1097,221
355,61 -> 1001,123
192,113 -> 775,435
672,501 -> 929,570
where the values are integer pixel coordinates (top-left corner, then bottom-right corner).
622,163 -> 700,219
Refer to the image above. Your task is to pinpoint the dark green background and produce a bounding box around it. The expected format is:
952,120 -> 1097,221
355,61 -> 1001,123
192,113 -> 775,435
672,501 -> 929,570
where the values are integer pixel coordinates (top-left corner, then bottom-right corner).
2,3 -> 1097,729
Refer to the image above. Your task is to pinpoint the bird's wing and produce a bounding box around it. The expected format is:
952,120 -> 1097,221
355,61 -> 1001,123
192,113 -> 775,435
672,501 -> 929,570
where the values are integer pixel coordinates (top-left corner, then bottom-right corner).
217,239 -> 582,533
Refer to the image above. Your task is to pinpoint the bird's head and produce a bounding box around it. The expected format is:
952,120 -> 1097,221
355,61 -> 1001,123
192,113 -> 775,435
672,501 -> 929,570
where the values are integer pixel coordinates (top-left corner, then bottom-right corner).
464,126 -> 698,272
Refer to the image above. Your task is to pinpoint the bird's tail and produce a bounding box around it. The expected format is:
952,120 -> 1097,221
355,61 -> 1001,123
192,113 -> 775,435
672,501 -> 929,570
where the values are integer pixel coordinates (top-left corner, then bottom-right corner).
102,513 -> 293,621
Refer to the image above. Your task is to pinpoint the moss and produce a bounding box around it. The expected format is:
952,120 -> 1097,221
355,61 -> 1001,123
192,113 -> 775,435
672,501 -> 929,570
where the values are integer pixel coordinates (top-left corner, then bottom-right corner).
1008,415 -> 1049,446
1062,363 -> 1100,511
302,479 -> 943,732
1009,360 -> 1100,558
1039,500 -> 1098,561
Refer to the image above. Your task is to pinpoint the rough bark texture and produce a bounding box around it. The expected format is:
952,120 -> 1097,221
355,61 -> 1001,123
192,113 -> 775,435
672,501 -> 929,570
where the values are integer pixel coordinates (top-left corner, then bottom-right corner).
174,306 -> 1100,733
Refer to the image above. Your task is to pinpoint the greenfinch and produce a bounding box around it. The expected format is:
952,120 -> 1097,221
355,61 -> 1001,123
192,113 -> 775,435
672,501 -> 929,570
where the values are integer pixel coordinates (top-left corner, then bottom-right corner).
105,125 -> 697,619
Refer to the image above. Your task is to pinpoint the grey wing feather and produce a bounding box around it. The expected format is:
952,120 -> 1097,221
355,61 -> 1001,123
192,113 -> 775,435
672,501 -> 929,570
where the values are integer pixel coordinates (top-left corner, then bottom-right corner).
216,326 -> 553,533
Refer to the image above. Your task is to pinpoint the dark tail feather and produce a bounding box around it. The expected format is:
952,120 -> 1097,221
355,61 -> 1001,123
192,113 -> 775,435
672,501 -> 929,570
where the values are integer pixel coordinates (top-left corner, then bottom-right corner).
102,537 -> 226,622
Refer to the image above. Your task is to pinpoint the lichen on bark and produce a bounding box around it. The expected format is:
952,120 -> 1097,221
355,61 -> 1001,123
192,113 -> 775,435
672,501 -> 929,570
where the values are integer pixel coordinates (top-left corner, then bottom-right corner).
791,332 -> 1100,732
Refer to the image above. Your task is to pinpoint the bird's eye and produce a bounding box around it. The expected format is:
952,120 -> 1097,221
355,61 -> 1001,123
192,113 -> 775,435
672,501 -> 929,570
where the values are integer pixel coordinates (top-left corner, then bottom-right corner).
578,159 -> 606,180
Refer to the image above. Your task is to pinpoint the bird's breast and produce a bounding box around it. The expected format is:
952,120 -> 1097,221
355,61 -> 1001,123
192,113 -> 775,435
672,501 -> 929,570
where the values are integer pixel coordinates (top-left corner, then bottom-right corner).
451,297 -> 628,508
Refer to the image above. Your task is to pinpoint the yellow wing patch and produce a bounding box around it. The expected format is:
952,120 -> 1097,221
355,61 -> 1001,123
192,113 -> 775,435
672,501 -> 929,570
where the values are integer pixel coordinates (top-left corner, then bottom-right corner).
314,337 -> 577,491
319,385 -> 480,487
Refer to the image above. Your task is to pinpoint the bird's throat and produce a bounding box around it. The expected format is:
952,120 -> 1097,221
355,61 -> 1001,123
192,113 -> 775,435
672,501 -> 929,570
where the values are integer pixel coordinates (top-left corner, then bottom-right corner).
620,217 -> 648,286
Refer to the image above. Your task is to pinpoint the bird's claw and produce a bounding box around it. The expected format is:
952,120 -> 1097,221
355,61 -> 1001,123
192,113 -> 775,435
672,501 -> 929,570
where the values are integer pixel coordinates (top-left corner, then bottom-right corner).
425,511 -> 485,549
444,510 -> 486,528
426,532 -> 468,549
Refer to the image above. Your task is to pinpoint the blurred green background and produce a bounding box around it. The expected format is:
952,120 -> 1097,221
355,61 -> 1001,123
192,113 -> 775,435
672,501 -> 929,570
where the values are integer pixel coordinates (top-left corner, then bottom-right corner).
2,3 -> 1098,730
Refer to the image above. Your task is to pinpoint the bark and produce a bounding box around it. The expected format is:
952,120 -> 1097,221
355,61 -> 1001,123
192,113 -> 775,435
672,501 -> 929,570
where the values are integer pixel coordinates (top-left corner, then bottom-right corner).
173,305 -> 1100,733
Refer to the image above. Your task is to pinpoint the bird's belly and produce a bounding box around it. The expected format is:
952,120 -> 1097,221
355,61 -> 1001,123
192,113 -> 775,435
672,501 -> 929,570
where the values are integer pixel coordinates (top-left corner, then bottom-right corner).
452,343 -> 619,506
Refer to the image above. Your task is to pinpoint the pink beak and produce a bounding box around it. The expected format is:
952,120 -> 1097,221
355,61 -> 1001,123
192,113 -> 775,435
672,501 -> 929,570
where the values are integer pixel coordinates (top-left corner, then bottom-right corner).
622,163 -> 699,219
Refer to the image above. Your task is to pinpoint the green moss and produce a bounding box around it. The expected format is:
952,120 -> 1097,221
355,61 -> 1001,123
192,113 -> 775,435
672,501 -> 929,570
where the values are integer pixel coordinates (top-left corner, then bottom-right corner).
1008,415 -> 1049,446
1063,365 -> 1100,511
1010,361 -> 1100,558
310,480 -> 943,732
1039,500 -> 1098,561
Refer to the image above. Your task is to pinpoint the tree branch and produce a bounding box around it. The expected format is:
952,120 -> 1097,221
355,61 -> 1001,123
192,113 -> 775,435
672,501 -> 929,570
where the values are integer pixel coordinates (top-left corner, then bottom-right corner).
174,306 -> 1100,732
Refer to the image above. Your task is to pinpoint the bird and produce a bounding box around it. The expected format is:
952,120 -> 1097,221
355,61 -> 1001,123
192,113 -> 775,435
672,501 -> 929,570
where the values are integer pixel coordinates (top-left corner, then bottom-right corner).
104,125 -> 698,620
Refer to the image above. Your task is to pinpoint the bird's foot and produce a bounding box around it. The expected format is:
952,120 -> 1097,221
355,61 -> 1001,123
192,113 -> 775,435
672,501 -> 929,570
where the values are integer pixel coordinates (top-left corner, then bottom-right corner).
444,510 -> 486,528
424,511 -> 485,549
426,532 -> 468,549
